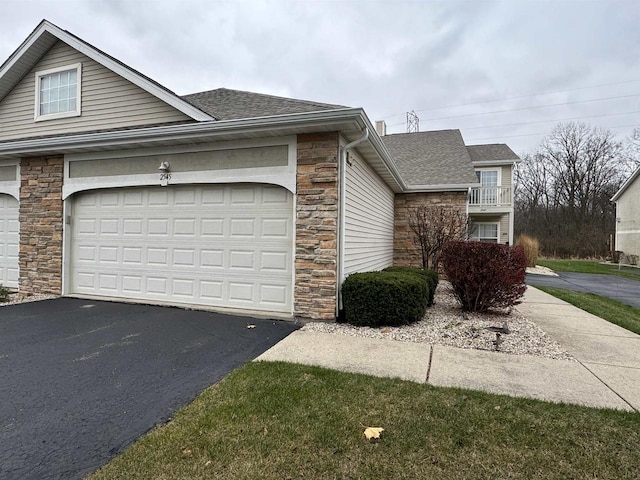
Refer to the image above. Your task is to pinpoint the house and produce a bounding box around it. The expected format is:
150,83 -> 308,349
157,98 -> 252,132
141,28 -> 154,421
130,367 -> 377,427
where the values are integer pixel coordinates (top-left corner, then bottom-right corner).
466,143 -> 519,245
0,20 -> 519,321
612,165 -> 640,262
380,127 -> 519,264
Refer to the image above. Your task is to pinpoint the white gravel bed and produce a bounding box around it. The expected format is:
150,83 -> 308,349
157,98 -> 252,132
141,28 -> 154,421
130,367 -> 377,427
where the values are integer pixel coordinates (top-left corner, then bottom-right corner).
526,265 -> 558,276
0,293 -> 58,306
303,281 -> 573,360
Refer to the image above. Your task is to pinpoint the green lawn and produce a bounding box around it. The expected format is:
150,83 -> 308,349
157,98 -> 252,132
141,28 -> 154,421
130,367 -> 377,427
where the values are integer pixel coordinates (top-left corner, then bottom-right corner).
538,258 -> 640,281
89,362 -> 640,480
537,286 -> 640,336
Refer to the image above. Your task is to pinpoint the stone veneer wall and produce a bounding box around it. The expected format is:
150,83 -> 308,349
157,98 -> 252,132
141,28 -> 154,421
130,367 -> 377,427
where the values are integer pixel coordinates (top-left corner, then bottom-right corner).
295,132 -> 339,320
19,156 -> 64,295
394,191 -> 468,268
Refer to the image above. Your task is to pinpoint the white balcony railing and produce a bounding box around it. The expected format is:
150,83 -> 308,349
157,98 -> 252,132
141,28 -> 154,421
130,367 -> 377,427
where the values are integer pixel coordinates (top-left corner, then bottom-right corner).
469,186 -> 512,206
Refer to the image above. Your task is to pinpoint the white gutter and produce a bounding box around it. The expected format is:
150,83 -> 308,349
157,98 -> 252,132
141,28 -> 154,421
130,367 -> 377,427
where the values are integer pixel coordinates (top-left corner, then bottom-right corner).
337,127 -> 369,313
471,159 -> 520,167
403,182 -> 480,192
0,108 -> 356,152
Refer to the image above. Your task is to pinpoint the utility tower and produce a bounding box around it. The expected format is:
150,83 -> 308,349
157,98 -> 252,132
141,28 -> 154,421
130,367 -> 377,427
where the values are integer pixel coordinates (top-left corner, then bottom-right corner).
407,110 -> 419,133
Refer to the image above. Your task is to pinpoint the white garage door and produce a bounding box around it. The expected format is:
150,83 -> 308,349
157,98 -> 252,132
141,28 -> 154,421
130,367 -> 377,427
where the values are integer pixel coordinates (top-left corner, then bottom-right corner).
0,194 -> 19,289
70,184 -> 294,313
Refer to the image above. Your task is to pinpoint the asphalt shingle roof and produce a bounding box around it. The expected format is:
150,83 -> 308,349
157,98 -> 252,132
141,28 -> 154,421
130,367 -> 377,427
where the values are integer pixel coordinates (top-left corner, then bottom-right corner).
181,88 -> 346,120
466,144 -> 519,163
382,130 -> 479,187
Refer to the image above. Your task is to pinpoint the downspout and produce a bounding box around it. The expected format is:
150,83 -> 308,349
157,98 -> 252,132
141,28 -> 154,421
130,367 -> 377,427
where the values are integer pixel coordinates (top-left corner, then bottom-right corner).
466,187 -> 471,238
337,128 -> 369,314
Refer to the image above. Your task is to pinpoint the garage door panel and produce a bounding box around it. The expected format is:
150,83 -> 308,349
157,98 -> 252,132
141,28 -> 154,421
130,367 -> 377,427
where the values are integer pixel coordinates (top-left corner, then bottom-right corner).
260,284 -> 288,304
122,275 -> 142,292
230,218 -> 255,237
123,247 -> 142,264
261,251 -> 289,271
98,273 -> 118,291
200,280 -> 223,300
71,184 -> 293,313
7,267 -> 18,284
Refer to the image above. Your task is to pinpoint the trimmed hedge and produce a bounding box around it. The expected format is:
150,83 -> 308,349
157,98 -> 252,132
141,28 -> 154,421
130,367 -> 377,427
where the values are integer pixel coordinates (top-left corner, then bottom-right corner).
441,241 -> 526,312
342,271 -> 429,327
383,266 -> 439,306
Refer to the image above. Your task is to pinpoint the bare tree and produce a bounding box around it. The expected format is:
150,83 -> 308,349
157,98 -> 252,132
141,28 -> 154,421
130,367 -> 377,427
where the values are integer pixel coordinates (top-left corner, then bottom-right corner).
622,127 -> 640,169
515,122 -> 629,257
408,205 -> 468,270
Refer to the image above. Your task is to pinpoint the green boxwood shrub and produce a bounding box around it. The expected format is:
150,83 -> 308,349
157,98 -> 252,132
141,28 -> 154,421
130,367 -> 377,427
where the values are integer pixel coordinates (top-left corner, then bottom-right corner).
342,271 -> 428,327
383,266 -> 439,306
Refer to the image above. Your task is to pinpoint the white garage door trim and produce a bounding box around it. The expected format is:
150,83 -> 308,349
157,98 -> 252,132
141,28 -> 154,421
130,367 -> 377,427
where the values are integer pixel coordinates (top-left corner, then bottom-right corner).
68,183 -> 294,314
0,194 -> 19,289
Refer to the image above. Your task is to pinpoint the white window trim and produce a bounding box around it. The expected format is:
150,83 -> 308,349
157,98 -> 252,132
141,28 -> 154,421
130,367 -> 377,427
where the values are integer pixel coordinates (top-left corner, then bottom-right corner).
475,167 -> 502,187
34,63 -> 82,122
470,222 -> 500,243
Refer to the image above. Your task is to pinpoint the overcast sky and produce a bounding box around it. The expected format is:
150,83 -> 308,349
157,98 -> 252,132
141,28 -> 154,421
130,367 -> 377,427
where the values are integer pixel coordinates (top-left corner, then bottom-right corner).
1,0 -> 638,155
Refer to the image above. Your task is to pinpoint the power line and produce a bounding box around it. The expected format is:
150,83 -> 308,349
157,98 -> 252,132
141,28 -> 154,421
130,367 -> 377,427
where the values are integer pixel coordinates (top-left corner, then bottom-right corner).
388,108 -> 640,129
451,110 -> 640,132
383,78 -> 640,120
386,93 -> 639,126
465,123 -> 639,142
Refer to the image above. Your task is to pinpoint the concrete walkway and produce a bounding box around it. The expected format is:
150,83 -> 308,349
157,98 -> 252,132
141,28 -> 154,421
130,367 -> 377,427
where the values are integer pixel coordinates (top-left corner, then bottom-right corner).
257,287 -> 640,412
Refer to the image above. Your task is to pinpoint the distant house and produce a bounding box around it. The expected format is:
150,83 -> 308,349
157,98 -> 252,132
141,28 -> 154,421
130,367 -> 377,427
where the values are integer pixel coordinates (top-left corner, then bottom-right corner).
0,19 -> 520,321
612,166 -> 640,262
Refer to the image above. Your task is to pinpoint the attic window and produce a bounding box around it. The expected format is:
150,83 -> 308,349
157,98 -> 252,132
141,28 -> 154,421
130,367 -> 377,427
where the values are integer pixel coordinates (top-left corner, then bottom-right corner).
34,63 -> 81,121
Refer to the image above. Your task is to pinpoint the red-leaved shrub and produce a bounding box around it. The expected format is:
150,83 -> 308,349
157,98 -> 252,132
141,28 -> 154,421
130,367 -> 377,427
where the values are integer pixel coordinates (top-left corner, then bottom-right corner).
441,241 -> 527,312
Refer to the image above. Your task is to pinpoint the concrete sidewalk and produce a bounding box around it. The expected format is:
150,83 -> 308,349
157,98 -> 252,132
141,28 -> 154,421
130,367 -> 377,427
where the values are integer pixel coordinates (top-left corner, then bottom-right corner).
257,287 -> 640,412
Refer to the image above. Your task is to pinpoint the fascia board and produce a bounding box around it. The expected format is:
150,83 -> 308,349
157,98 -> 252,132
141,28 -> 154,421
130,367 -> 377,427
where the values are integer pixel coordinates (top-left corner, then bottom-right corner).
0,21 -> 49,80
0,108 -> 368,153
403,183 -> 480,192
471,159 -> 520,166
612,166 -> 640,202
356,112 -> 406,190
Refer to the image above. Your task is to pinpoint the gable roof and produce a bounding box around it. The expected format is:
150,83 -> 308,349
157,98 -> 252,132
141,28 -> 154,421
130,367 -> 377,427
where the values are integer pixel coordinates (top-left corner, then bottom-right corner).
0,19 -> 213,121
612,165 -> 640,202
182,88 -> 345,120
466,144 -> 519,163
381,130 -> 479,189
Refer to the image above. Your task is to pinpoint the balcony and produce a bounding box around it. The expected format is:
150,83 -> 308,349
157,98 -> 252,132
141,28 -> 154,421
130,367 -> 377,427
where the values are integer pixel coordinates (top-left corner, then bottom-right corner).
468,186 -> 512,209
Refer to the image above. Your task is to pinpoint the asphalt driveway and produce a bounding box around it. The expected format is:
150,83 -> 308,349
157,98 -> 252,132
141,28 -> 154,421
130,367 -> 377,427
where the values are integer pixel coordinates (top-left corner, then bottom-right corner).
0,298 -> 298,480
527,272 -> 640,309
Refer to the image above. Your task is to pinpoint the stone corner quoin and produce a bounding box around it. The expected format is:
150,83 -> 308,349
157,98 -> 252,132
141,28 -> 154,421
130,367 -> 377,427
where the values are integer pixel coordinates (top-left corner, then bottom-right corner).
19,156 -> 64,296
295,132 -> 340,321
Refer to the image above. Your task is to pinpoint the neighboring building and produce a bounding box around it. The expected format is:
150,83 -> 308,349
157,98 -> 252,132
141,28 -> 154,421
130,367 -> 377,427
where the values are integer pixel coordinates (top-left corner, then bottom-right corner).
466,144 -> 519,245
379,129 -> 478,267
381,129 -> 520,264
612,166 -> 640,262
0,20 -> 520,321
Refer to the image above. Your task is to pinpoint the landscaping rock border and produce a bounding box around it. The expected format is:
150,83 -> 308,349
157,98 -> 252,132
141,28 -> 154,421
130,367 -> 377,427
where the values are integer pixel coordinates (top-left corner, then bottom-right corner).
304,281 -> 573,360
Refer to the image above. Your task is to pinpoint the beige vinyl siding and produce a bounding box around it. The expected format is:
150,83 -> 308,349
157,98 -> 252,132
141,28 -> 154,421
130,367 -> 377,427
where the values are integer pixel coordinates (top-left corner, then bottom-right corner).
501,164 -> 513,188
0,41 -> 192,141
499,214 -> 509,244
344,150 -> 395,275
616,177 -> 640,256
